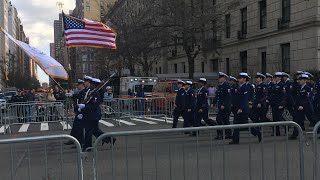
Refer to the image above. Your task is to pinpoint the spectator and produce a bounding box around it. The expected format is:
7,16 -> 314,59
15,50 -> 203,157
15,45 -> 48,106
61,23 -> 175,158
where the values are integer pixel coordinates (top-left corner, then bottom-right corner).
128,88 -> 134,97
207,84 -> 217,97
136,84 -> 145,117
104,86 -> 114,100
11,90 -> 26,123
47,88 -> 57,121
25,89 -> 35,122
53,85 -> 66,101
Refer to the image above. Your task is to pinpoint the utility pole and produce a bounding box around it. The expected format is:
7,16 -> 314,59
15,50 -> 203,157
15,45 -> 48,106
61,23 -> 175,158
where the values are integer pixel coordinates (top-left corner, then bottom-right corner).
56,1 -> 64,12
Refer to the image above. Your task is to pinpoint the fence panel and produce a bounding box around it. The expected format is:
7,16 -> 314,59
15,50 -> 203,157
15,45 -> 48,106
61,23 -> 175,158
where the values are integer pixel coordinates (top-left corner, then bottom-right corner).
93,122 -> 304,180
0,134 -> 83,180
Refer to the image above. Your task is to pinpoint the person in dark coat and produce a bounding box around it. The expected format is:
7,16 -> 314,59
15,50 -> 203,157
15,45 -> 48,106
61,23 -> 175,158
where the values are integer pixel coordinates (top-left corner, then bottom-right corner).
229,73 -> 261,144
172,80 -> 186,128
290,74 -> 314,139
212,72 -> 232,139
192,78 -> 216,136
184,81 -> 196,128
251,72 -> 268,123
268,72 -> 287,136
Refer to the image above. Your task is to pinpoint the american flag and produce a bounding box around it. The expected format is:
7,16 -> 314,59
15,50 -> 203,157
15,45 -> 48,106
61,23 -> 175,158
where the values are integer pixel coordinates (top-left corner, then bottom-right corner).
63,14 -> 116,49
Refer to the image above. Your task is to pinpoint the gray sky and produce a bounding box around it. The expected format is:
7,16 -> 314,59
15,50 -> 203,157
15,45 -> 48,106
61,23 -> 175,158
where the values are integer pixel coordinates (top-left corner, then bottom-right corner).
10,0 -> 75,83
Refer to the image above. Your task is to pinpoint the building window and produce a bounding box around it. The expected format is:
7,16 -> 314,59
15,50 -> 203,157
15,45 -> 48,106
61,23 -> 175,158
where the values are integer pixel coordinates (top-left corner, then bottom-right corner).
282,0 -> 290,22
211,59 -> 218,72
201,62 -> 205,73
259,0 -> 267,29
225,14 -> 231,38
261,51 -> 267,73
174,64 -> 178,73
241,7 -> 247,34
240,51 -> 247,72
281,43 -> 290,73
226,58 -> 230,75
156,68 -> 158,74
86,5 -> 90,12
159,67 -> 162,74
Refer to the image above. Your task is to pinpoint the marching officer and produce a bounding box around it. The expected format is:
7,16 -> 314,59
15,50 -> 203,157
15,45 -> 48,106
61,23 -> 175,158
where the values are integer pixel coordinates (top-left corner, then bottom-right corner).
251,73 -> 268,123
229,72 -> 261,144
282,72 -> 295,122
268,72 -> 286,136
64,79 -> 86,146
172,80 -> 186,128
229,76 -> 238,117
184,81 -> 196,128
192,78 -> 216,136
304,72 -> 317,126
212,72 -> 232,139
290,74 -> 314,139
263,73 -> 274,122
246,76 -> 255,121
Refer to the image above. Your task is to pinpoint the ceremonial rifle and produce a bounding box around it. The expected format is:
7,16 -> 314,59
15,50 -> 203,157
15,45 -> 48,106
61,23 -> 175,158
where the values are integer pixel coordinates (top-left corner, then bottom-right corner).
82,72 -> 117,104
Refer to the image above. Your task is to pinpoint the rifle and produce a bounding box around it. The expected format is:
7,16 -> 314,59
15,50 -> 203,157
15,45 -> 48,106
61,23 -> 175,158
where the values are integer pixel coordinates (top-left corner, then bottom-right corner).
82,72 -> 117,104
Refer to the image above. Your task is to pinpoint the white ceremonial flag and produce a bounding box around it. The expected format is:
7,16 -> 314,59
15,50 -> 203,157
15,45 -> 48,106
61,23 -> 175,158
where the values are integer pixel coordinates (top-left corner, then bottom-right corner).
0,27 -> 69,80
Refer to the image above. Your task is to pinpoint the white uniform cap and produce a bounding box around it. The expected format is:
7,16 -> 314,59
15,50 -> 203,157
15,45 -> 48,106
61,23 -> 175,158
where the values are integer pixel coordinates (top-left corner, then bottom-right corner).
91,78 -> 101,83
274,72 -> 283,77
299,74 -> 310,80
239,72 -> 249,78
218,72 -> 228,78
177,79 -> 186,84
77,79 -> 84,83
106,86 -> 112,89
282,72 -> 290,77
84,75 -> 93,81
296,71 -> 304,74
304,72 -> 314,78
199,78 -> 207,82
229,76 -> 237,81
265,73 -> 273,78
186,81 -> 193,85
256,72 -> 266,78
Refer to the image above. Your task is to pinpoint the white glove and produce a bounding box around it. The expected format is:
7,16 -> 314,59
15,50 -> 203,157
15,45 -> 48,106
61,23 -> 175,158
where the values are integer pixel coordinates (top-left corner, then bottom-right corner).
78,104 -> 85,109
77,114 -> 83,120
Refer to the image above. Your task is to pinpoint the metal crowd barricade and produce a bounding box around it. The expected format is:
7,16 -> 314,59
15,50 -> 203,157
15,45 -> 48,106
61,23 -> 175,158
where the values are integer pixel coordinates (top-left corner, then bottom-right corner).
313,121 -> 320,180
93,121 -> 304,180
0,134 -> 83,180
4,102 -> 65,124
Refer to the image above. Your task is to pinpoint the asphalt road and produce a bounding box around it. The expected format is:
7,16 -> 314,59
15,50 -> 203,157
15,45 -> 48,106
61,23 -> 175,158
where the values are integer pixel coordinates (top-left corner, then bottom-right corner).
0,116 -> 318,180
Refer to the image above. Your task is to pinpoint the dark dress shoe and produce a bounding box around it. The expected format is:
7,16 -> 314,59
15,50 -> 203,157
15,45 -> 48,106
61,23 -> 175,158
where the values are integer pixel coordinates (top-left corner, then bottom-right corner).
111,138 -> 117,145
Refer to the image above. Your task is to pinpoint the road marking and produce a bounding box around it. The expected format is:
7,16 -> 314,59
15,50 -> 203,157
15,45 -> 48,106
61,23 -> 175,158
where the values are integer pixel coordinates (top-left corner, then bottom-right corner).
40,123 -> 49,131
144,117 -> 173,123
60,122 -> 72,130
18,124 -> 30,133
131,118 -> 158,125
118,120 -> 136,126
0,125 -> 8,133
99,120 -> 115,127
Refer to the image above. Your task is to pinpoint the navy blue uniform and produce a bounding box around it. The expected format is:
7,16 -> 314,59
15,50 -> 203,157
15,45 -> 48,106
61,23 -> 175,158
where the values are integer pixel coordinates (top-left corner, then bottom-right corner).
195,86 -> 216,127
80,91 -> 104,150
230,84 -> 238,115
173,87 -> 186,128
232,84 -> 261,143
284,80 -> 295,121
313,80 -> 320,123
292,84 -> 314,137
70,88 -> 86,142
251,82 -> 268,123
213,82 -> 231,136
268,81 -> 286,136
184,88 -> 196,128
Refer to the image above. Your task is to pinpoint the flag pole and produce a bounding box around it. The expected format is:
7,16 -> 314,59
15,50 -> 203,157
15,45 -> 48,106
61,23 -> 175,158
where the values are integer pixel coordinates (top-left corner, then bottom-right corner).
49,75 -> 65,91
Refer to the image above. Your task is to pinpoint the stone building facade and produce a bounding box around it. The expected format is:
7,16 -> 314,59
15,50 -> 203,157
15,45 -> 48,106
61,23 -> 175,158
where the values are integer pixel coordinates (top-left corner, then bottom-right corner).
220,0 -> 320,76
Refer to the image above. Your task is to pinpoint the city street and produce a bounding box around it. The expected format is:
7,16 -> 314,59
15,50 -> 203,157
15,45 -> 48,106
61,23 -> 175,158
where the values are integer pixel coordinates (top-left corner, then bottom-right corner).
0,116 -> 317,180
